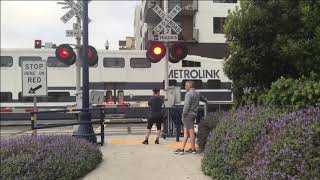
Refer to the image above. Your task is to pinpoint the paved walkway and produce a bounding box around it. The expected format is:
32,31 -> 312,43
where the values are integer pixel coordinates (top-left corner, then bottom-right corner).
83,135 -> 211,180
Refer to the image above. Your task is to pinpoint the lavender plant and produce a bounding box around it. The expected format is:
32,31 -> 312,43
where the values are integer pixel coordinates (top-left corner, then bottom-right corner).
246,107 -> 320,179
202,106 -> 279,179
0,135 -> 102,180
201,106 -> 320,180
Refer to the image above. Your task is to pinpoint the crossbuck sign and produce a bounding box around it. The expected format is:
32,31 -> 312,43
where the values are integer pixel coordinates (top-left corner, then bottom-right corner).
153,5 -> 182,35
60,0 -> 83,24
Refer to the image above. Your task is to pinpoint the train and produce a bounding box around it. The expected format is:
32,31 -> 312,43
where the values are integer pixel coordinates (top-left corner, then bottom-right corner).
0,48 -> 233,121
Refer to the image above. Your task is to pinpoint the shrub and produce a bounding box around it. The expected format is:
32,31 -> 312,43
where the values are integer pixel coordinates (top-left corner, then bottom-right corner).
202,106 -> 281,179
0,135 -> 102,180
264,78 -> 320,109
240,78 -> 320,110
197,112 -> 224,152
246,107 -> 320,179
202,106 -> 320,180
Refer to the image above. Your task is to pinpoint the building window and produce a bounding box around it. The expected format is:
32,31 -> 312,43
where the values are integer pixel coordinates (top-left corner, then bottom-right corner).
0,92 -> 13,102
103,58 -> 125,68
130,58 -> 151,68
213,0 -> 237,3
19,56 -> 42,66
0,56 -> 13,67
213,17 -> 226,34
47,57 -> 69,67
182,60 -> 201,67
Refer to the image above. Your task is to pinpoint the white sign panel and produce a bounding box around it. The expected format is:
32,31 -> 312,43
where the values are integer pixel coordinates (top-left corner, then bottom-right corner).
154,35 -> 178,42
66,30 -> 81,37
22,61 -> 47,97
60,0 -> 91,23
60,8 -> 77,24
73,23 -> 81,30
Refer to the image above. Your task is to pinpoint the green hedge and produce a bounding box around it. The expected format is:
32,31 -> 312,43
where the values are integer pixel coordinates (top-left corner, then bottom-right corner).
0,135 -> 102,180
240,78 -> 320,110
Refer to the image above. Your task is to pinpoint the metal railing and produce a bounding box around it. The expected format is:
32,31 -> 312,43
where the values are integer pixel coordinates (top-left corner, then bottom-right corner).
30,108 -> 105,146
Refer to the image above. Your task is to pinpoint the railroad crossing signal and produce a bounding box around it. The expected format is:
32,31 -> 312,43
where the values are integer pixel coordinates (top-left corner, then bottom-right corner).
152,5 -> 182,36
55,44 -> 76,66
147,4 -> 187,63
146,42 -> 166,63
169,43 -> 188,63
80,45 -> 98,66
59,0 -> 91,38
55,44 -> 98,66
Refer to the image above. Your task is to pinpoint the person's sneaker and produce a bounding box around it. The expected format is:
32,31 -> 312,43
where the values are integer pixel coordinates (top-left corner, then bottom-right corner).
142,139 -> 148,145
186,148 -> 197,154
155,139 -> 159,144
174,149 -> 184,155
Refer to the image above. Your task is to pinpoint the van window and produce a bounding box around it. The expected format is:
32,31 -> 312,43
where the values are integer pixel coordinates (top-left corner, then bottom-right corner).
130,58 -> 151,68
47,57 -> 69,67
19,56 -> 42,66
182,60 -> 201,67
182,80 -> 203,89
0,92 -> 13,102
0,56 -> 13,67
103,58 -> 125,68
207,79 -> 221,89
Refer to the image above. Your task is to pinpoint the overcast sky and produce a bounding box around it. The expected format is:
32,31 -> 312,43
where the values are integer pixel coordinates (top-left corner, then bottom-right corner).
1,1 -> 140,50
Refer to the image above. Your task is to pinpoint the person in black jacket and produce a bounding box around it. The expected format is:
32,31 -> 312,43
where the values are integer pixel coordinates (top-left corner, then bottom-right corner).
142,88 -> 164,145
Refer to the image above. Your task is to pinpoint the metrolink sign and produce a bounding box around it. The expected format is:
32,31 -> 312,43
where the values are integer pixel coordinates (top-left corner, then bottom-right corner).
169,69 -> 220,79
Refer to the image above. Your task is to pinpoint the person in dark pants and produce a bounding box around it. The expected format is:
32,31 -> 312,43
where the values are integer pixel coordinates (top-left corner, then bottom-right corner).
171,106 -> 182,142
142,88 -> 164,145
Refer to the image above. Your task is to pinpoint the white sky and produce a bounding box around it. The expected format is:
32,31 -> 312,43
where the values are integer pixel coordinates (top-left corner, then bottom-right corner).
1,0 -> 140,50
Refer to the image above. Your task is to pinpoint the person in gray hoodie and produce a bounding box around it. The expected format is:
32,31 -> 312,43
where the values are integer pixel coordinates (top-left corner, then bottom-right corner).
174,81 -> 200,155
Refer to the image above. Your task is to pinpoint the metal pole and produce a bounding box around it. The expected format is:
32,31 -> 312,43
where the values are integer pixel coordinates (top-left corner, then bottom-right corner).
78,0 -> 96,143
73,15 -> 82,134
164,0 -> 169,100
76,15 -> 82,108
32,97 -> 37,136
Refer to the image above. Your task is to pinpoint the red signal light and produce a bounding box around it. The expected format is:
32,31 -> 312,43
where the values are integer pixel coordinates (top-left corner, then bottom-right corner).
146,43 -> 166,63
87,50 -> 93,59
169,43 -> 188,63
34,40 -> 42,49
55,44 -> 76,66
59,48 -> 70,59
80,45 -> 98,66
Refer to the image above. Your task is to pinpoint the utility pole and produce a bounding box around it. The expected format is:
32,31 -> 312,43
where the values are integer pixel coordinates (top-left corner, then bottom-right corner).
77,0 -> 96,143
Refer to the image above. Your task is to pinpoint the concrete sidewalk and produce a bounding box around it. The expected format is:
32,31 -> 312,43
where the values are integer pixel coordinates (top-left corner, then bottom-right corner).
83,135 -> 211,180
